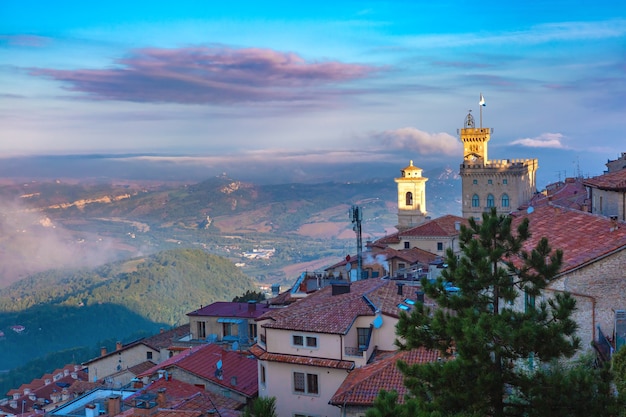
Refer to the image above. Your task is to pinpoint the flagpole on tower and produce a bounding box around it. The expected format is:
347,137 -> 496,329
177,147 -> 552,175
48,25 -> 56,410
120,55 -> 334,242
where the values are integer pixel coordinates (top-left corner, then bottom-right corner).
479,93 -> 485,128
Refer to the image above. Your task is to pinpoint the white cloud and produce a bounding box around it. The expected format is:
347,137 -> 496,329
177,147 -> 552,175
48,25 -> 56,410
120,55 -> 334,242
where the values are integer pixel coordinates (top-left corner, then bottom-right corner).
510,133 -> 567,149
375,127 -> 462,156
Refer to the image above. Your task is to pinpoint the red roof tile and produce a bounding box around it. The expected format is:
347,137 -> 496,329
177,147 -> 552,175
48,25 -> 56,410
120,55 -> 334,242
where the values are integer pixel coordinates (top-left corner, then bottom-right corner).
187,302 -> 271,319
400,215 -> 467,237
584,169 -> 626,191
137,344 -> 258,398
259,279 -> 427,334
511,204 -> 626,274
329,348 -> 439,406
527,178 -> 589,211
249,345 -> 355,370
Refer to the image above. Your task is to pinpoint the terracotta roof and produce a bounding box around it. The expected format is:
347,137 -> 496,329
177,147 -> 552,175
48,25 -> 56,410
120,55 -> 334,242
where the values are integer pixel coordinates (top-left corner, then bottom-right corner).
584,168 -> 626,191
128,360 -> 157,376
400,215 -> 467,237
142,324 -> 191,350
187,302 -> 271,319
511,204 -> 626,274
258,279 -> 426,334
126,377 -> 243,415
329,348 -> 439,406
137,344 -> 258,398
326,247 -> 437,271
84,325 -> 190,365
249,344 -> 355,370
527,178 -> 589,211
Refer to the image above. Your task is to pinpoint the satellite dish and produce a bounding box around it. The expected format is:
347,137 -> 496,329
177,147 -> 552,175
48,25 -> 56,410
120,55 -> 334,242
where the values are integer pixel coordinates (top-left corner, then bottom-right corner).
372,313 -> 383,329
232,341 -> 239,351
345,263 -> 352,271
527,206 -> 534,214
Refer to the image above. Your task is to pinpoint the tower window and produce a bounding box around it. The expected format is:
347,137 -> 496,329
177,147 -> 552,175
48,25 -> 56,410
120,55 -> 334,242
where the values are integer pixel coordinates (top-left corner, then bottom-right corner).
502,194 -> 509,208
487,194 -> 495,208
406,192 -> 413,206
472,179 -> 478,185
488,179 -> 493,185
503,179 -> 508,185
472,194 -> 480,207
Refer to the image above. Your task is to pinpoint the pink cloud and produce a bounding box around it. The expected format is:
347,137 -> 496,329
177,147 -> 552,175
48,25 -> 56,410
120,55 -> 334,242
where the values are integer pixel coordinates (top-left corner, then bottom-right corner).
510,133 -> 567,148
375,127 -> 462,156
30,46 -> 377,104
0,34 -> 51,47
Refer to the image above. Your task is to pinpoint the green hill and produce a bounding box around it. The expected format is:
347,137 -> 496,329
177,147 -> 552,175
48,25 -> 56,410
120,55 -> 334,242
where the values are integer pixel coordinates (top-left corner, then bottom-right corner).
0,248 -> 257,371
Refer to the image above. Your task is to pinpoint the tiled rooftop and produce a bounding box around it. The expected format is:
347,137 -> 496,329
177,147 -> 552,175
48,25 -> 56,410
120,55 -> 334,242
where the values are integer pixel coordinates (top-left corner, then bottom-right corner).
375,214 -> 467,245
329,348 -> 439,406
259,279 -> 426,334
187,301 -> 271,319
249,344 -> 355,370
326,247 -> 438,271
584,168 -> 626,190
137,343 -> 258,398
527,178 -> 589,211
511,204 -> 626,274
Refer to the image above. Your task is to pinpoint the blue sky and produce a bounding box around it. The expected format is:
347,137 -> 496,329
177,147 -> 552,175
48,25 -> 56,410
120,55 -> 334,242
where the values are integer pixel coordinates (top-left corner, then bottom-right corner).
1,1 -> 625,185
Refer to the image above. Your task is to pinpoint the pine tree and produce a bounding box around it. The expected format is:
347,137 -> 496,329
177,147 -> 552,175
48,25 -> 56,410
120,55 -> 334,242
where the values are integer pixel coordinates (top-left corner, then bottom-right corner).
385,208 -> 619,416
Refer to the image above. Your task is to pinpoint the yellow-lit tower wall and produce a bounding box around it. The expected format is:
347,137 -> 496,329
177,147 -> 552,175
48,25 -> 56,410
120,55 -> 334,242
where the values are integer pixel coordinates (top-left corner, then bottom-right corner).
395,160 -> 428,230
459,110 -> 538,219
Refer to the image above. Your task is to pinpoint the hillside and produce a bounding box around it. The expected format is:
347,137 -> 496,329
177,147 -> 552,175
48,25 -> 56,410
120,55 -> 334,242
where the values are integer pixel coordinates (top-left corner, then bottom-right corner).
0,248 -> 257,371
0,171 -> 461,287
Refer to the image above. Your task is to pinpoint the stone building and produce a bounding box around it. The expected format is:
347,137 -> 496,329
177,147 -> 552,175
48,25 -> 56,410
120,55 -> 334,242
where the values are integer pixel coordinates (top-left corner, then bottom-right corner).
394,160 -> 428,230
459,110 -> 538,219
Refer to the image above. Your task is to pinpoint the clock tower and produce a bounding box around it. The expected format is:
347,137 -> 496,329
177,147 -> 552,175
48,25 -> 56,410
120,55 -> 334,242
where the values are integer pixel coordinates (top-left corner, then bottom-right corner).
459,105 -> 538,220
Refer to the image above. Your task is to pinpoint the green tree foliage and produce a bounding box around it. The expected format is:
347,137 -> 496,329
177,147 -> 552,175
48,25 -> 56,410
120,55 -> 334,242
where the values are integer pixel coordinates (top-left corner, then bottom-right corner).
382,208 -> 619,416
232,290 -> 266,303
242,396 -> 277,417
614,346 -> 626,400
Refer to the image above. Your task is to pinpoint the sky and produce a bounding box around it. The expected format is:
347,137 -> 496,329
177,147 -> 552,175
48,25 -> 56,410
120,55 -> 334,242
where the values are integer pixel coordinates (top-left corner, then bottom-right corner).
1,1 -> 625,186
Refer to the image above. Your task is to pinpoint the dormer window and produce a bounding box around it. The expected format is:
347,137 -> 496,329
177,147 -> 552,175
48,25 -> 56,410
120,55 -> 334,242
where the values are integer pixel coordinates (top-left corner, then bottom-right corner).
292,334 -> 318,348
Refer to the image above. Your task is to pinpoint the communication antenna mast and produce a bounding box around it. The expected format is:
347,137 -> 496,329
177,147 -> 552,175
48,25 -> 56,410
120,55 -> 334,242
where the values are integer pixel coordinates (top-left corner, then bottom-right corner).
349,205 -> 363,281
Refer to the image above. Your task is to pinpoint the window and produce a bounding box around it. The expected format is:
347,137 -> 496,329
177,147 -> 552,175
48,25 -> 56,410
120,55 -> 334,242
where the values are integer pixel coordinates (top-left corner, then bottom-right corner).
524,291 -> 536,313
502,194 -> 509,208
503,179 -> 508,185
293,372 -> 318,395
404,241 -> 410,249
260,364 -> 266,386
197,321 -> 206,339
473,179 -> 478,184
249,323 -> 257,340
472,194 -> 480,207
405,192 -> 413,206
357,327 -> 371,350
260,333 -> 266,344
293,334 -> 318,348
437,242 -> 443,251
146,351 -> 153,360
488,179 -> 493,185
398,262 -> 406,270
223,323 -> 234,338
487,194 -> 495,208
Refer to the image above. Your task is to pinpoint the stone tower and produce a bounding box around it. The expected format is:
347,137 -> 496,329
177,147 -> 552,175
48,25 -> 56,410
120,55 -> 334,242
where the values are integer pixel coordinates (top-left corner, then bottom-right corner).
459,110 -> 538,219
395,160 -> 428,230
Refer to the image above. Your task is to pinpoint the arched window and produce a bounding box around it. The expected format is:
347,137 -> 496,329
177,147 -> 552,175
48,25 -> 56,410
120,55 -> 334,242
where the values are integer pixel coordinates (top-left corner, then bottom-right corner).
472,194 -> 480,207
502,194 -> 509,208
406,192 -> 413,206
487,194 -> 495,207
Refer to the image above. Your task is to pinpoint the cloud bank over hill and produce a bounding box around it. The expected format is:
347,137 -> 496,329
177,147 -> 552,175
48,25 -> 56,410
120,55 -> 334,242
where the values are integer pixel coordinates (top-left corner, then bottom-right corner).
0,198 -> 118,287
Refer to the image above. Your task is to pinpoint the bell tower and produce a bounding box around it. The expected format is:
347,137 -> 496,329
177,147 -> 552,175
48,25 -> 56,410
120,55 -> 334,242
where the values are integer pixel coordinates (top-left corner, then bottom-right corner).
459,97 -> 538,220
395,160 -> 428,231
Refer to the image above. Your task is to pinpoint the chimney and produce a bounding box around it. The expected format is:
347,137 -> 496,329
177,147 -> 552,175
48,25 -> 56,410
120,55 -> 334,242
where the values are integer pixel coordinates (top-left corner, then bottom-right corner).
397,283 -> 404,296
416,290 -> 424,303
100,346 -> 107,357
64,369 -> 70,376
116,341 -> 123,351
156,388 -> 167,408
331,283 -> 351,296
271,284 -> 280,297
85,403 -> 98,417
248,301 -> 256,312
107,396 -> 121,416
